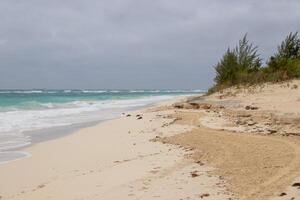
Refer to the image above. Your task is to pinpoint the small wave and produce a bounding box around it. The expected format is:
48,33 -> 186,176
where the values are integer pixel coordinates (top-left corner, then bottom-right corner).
109,90 -> 121,93
81,90 -> 107,93
0,90 -> 44,94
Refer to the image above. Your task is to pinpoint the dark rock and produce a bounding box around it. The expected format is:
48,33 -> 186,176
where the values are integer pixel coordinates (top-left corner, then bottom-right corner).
173,102 -> 197,109
190,171 -> 199,178
200,193 -> 210,198
196,160 -> 204,166
292,182 -> 300,187
173,103 -> 184,109
189,102 -> 200,109
137,116 -> 143,120
245,105 -> 259,110
126,114 -> 131,117
279,192 -> 287,196
267,129 -> 277,134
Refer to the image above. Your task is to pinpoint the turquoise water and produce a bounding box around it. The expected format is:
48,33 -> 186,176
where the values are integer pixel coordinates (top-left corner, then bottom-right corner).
0,89 -> 204,163
0,90 -> 203,111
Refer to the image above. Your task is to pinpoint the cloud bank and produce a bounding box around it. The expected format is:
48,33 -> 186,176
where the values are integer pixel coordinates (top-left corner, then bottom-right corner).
0,0 -> 299,89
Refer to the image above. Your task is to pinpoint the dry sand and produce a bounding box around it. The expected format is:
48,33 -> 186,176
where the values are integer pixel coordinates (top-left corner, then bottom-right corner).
0,108 -> 232,200
168,80 -> 300,199
162,111 -> 300,200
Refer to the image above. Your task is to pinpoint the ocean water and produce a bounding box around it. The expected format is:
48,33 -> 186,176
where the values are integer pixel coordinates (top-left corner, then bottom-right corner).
0,89 -> 203,164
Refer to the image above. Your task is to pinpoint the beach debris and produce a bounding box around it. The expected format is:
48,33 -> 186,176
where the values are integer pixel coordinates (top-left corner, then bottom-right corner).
267,129 -> 277,134
237,113 -> 252,118
189,102 -> 200,109
126,114 -> 131,117
200,193 -> 210,198
236,119 -> 246,125
149,170 -> 159,174
245,105 -> 259,110
247,120 -> 257,126
173,102 -> 191,109
200,104 -> 212,110
190,171 -> 199,177
292,182 -> 300,187
279,192 -> 287,196
173,102 -> 200,109
37,184 -> 45,189
150,135 -> 162,142
196,160 -> 204,166
136,114 -> 143,119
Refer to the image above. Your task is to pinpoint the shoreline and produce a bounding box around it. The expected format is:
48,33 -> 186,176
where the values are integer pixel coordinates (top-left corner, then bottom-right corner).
0,95 -> 191,165
0,95 -> 233,200
1,83 -> 299,199
0,120 -> 100,165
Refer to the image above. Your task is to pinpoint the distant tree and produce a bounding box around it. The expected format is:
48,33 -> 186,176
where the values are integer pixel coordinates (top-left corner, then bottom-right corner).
210,32 -> 300,93
268,32 -> 300,70
214,48 -> 239,85
277,32 -> 300,60
214,34 -> 262,86
234,34 -> 262,72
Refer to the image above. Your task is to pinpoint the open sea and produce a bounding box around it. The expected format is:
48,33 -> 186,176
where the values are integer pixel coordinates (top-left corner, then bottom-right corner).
0,89 -> 203,164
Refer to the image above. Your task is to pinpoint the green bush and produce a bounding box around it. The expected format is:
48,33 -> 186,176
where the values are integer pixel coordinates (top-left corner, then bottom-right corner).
210,32 -> 300,93
267,32 -> 300,71
286,59 -> 300,78
214,35 -> 262,87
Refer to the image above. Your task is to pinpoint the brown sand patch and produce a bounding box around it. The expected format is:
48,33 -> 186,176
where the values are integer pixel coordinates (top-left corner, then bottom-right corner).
162,111 -> 300,200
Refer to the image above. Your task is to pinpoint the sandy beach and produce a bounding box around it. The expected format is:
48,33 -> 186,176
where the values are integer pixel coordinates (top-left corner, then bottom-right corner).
0,101 -> 232,200
1,81 -> 300,200
1,1 -> 299,199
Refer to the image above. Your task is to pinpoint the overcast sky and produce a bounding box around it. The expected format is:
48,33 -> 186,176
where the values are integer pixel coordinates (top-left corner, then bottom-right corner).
0,0 -> 299,89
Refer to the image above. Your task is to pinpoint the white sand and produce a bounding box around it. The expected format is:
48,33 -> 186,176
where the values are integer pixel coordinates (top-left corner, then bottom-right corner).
0,109 -> 231,200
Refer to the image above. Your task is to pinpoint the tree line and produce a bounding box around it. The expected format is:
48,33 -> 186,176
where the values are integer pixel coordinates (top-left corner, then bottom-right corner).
210,32 -> 300,93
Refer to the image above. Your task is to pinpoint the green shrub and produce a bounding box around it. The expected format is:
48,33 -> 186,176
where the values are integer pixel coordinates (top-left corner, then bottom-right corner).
286,59 -> 300,78
277,32 -> 300,60
233,34 -> 262,72
214,49 -> 239,86
214,34 -> 262,88
267,32 -> 300,71
210,32 -> 300,93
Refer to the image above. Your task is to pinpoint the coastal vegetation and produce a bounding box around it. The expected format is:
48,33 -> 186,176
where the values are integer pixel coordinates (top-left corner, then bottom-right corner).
210,32 -> 300,93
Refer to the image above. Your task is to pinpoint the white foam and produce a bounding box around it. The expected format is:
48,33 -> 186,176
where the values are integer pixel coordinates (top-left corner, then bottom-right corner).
0,95 -> 173,156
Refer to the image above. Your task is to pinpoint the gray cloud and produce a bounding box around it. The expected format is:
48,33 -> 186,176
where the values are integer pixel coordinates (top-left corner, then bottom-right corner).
0,0 -> 299,89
